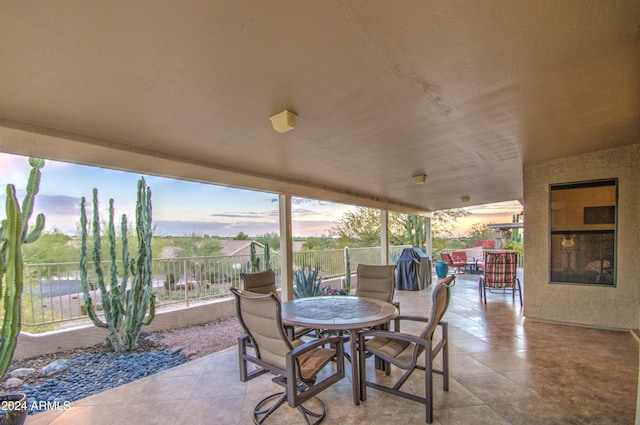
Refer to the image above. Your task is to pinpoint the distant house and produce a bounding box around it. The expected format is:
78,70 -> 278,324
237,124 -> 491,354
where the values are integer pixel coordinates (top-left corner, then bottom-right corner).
219,240 -> 265,257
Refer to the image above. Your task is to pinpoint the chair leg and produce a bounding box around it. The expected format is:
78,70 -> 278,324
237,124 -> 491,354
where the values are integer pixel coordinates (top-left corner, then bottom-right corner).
254,391 -> 326,425
425,352 -> 433,424
253,392 -> 288,424
442,324 -> 449,392
358,337 -> 367,401
516,278 -> 523,306
296,397 -> 326,425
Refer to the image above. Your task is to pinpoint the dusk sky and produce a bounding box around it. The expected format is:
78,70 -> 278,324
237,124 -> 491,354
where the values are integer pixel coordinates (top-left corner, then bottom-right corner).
0,153 -> 521,237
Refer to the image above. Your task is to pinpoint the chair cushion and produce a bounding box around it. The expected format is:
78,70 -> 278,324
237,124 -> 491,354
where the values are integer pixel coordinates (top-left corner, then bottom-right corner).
365,336 -> 422,369
291,340 -> 336,381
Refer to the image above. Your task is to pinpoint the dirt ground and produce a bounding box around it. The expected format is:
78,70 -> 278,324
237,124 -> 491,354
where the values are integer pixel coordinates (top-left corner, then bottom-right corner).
153,316 -> 243,358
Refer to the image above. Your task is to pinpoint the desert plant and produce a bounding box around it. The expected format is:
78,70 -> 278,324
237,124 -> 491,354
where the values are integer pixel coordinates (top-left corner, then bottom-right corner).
293,265 -> 325,299
263,242 -> 271,270
163,273 -> 176,290
0,158 -> 45,377
249,241 -> 261,272
343,247 -> 351,293
79,178 -> 155,352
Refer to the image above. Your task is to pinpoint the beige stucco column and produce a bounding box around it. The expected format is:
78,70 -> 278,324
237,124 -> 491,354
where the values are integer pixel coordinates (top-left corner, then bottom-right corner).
380,209 -> 389,264
279,194 -> 293,301
424,214 -> 432,258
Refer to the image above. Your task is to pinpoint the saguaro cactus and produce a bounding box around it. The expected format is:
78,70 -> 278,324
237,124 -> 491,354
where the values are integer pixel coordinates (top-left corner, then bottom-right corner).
343,247 -> 351,294
263,243 -> 271,271
0,158 -> 45,376
249,241 -> 261,272
79,178 -> 155,352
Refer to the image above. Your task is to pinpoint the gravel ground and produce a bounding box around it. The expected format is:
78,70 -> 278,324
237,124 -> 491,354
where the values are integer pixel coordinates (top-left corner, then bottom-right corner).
2,316 -> 244,414
154,316 -> 243,358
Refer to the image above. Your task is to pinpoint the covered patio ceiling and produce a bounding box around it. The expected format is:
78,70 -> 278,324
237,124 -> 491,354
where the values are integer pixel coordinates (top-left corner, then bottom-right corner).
0,1 -> 638,214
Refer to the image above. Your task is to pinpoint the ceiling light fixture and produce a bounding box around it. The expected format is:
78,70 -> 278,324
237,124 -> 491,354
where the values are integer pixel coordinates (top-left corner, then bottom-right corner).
412,174 -> 427,185
461,195 -> 470,203
269,110 -> 297,133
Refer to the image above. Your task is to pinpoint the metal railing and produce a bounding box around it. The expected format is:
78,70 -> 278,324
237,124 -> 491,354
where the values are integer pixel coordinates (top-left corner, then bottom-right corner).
19,245 -> 412,330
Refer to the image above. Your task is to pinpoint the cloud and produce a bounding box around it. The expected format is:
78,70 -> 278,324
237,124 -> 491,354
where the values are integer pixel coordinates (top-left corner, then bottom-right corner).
0,192 -> 81,216
211,210 -> 279,219
269,197 -> 329,207
292,198 -> 328,206
154,220 -> 281,237
154,218 -> 335,237
33,194 -> 82,215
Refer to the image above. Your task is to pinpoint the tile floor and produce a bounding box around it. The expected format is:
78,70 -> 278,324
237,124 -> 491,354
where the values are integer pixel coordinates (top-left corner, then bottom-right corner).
26,274 -> 638,424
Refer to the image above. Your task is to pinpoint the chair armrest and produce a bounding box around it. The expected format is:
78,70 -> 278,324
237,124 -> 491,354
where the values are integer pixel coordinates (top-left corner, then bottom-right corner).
285,335 -> 345,407
238,333 -> 251,348
357,329 -> 430,348
395,315 -> 429,323
288,335 -> 345,359
392,314 -> 430,332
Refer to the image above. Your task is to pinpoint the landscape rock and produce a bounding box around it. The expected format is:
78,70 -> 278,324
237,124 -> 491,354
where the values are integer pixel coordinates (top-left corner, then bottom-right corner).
4,377 -> 23,389
9,368 -> 35,379
38,360 -> 70,377
171,346 -> 185,354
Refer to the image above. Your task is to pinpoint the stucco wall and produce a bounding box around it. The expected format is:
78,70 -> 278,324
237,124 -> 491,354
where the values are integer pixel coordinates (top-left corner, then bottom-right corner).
523,144 -> 639,330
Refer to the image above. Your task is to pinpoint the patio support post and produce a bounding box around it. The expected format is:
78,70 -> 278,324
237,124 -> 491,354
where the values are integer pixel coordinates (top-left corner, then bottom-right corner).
279,194 -> 294,301
380,209 -> 389,264
425,214 -> 433,259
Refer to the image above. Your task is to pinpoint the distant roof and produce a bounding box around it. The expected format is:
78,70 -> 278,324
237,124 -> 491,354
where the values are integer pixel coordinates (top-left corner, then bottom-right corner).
219,240 -> 264,256
220,239 -> 305,256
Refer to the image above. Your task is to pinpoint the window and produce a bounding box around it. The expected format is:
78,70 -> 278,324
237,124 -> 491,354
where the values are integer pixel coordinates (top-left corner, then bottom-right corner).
549,179 -> 617,285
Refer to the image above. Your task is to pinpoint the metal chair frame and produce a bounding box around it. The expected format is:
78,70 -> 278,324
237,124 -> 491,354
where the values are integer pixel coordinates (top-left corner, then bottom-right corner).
232,288 -> 345,425
358,275 -> 455,424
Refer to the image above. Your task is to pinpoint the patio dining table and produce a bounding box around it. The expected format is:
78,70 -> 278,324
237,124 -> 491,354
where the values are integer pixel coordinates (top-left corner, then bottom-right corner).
281,295 -> 399,405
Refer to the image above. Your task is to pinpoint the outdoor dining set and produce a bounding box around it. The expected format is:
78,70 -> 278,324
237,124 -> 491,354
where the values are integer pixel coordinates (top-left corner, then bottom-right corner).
231,265 -> 457,424
229,249 -> 523,424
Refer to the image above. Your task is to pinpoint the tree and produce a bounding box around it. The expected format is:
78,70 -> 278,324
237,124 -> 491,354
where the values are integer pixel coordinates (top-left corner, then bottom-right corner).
22,229 -> 76,264
332,207 -> 469,250
255,232 -> 279,250
233,231 -> 250,240
331,208 -> 380,247
466,222 -> 494,247
301,235 -> 336,250
173,233 -> 223,258
431,209 -> 470,238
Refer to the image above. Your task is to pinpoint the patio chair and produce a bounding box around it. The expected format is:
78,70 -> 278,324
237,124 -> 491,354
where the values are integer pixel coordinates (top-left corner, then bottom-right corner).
355,264 -> 399,372
478,251 -> 522,306
240,269 -> 312,340
241,269 -> 277,294
358,275 -> 456,424
355,264 -> 396,303
451,250 -> 478,273
231,288 -> 345,425
441,252 -> 465,273
475,258 -> 485,274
